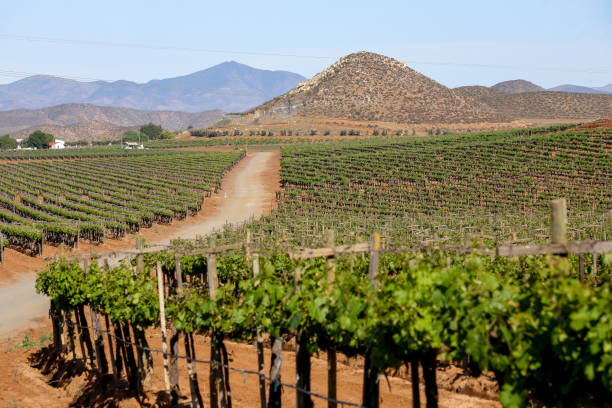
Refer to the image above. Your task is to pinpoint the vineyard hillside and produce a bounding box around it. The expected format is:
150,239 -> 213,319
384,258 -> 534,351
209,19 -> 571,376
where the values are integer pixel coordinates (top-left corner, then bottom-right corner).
220,127 -> 612,247
242,52 -> 509,124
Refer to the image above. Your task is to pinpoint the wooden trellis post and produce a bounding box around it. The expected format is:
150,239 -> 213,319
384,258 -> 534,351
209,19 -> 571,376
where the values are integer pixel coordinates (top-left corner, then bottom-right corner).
50,300 -> 63,351
0,232 -> 4,264
363,232 -> 381,408
550,199 -> 567,244
169,254 -> 181,401
157,261 -> 171,391
251,246 -> 267,408
207,237 -> 220,408
179,253 -> 203,408
326,230 -> 337,408
103,259 -> 118,379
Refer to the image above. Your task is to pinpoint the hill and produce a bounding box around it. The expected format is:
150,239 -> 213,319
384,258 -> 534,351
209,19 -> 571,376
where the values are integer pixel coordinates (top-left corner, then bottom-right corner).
548,84 -> 609,94
7,121 -> 137,142
243,52 -> 508,124
0,62 -> 305,113
0,104 -> 225,137
453,88 -> 612,120
491,80 -> 545,93
452,85 -> 505,100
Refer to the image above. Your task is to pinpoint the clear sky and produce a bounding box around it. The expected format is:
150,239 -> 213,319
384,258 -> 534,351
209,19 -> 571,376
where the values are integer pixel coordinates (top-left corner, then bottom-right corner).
1,0 -> 611,88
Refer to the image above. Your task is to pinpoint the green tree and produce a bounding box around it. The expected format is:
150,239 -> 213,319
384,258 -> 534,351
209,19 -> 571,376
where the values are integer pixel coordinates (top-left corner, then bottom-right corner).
161,130 -> 175,139
123,130 -> 147,143
0,135 -> 17,150
139,123 -> 163,140
25,130 -> 54,149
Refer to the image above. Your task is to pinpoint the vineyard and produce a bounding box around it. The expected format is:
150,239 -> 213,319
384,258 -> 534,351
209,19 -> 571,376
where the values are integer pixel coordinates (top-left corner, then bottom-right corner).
0,150 -> 244,257
144,137 -> 295,149
4,124 -> 612,407
217,128 -> 611,248
34,224 -> 612,408
0,146 -> 194,160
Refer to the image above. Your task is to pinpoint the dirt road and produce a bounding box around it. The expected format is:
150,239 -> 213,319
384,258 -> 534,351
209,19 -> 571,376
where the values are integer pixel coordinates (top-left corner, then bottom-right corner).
0,275 -> 49,336
0,151 -> 279,338
159,150 -> 278,244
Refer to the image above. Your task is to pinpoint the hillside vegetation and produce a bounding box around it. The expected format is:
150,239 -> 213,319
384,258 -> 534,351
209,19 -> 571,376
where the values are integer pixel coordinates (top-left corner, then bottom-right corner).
243,52 -> 612,125
245,52 -> 508,124
453,90 -> 612,120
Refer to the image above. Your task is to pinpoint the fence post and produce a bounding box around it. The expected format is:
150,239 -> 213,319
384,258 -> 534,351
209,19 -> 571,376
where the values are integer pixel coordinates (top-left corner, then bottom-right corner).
363,232 -> 380,408
157,261 -> 171,392
83,258 -> 107,373
0,232 -> 4,264
207,237 -> 220,408
136,238 -> 145,273
103,259 -> 119,380
180,258 -> 203,408
550,199 -> 567,244
326,230 -> 337,408
168,254 -> 181,401
245,230 -> 251,260
252,250 -> 267,408
368,233 -> 381,289
78,259 -> 96,369
50,300 -> 63,351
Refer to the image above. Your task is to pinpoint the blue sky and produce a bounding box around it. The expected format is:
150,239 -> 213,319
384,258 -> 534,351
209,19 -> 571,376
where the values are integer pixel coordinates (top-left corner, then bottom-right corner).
1,0 -> 611,88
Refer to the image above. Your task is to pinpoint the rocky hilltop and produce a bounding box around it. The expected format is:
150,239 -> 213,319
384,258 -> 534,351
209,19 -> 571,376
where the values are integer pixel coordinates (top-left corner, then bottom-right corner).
243,52 -> 508,124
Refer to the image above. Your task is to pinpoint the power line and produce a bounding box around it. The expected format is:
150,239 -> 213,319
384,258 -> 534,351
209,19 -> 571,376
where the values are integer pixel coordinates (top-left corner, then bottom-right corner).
0,33 -> 335,60
0,69 -> 101,82
1,33 -> 612,74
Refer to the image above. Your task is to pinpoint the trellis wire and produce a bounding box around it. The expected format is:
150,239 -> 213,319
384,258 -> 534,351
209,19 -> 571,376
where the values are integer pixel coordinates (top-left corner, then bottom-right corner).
53,314 -> 364,408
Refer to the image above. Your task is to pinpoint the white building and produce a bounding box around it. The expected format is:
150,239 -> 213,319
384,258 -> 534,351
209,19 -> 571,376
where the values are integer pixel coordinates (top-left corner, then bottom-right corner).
123,142 -> 144,150
50,139 -> 66,149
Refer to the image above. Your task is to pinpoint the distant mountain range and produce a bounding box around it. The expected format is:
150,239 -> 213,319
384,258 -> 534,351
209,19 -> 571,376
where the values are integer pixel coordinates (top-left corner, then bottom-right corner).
0,62 -> 306,113
548,84 -> 612,94
0,104 -> 225,141
1,57 -> 610,140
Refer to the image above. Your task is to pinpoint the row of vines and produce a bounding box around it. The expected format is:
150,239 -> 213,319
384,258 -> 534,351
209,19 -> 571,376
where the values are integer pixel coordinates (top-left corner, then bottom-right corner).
216,128 -> 611,249
0,151 -> 244,257
36,242 -> 612,407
